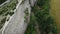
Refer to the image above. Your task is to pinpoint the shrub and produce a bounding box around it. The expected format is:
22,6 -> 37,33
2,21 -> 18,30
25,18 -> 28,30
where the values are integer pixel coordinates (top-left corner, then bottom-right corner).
0,0 -> 6,4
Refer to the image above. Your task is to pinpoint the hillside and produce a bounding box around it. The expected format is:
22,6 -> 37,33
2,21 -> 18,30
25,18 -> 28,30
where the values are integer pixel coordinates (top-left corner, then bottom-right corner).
0,0 -> 59,34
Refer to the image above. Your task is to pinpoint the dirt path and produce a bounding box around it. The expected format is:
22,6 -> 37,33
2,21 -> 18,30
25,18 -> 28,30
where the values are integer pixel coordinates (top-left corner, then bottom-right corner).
50,0 -> 60,34
35,22 -> 41,34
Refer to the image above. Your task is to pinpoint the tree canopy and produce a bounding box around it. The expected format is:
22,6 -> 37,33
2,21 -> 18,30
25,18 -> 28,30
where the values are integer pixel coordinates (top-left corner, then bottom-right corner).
0,0 -> 6,4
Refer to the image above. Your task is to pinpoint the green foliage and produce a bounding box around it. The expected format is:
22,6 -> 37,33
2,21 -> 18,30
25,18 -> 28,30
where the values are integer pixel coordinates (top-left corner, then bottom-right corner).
25,13 -> 38,34
24,0 -> 57,34
0,0 -> 18,29
5,11 -> 14,16
37,0 -> 46,7
37,0 -> 50,7
0,0 -> 18,15
24,8 -> 29,23
0,17 -> 6,29
24,8 -> 29,16
31,0 -> 57,34
0,7 -> 8,15
0,0 -> 6,4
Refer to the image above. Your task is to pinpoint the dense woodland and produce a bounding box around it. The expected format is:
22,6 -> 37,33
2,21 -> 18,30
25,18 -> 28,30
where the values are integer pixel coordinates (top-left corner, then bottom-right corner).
25,0 -> 57,34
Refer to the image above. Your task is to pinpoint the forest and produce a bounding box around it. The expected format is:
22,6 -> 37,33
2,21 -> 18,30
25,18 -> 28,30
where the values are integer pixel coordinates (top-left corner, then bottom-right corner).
25,0 -> 57,34
0,0 -> 58,34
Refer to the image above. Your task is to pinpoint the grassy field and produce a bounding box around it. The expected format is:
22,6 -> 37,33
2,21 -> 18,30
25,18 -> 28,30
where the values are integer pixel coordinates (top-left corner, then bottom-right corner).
50,0 -> 60,34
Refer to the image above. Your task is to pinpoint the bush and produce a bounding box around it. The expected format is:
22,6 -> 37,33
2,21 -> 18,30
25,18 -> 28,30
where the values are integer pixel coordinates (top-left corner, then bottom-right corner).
25,13 -> 38,34
25,0 -> 57,34
0,17 -> 6,29
0,0 -> 6,4
0,0 -> 18,15
31,0 -> 57,34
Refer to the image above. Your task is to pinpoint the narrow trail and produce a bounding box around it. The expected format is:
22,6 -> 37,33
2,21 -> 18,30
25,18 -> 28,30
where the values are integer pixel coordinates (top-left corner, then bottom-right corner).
50,0 -> 60,34
35,22 -> 41,34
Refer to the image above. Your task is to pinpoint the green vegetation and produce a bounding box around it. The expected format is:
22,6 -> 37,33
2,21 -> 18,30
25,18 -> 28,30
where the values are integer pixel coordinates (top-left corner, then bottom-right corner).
5,11 -> 14,16
20,0 -> 25,4
0,0 -> 18,16
25,13 -> 38,34
0,17 -> 6,29
0,0 -> 18,29
25,0 -> 57,34
0,0 -> 6,4
24,8 -> 29,23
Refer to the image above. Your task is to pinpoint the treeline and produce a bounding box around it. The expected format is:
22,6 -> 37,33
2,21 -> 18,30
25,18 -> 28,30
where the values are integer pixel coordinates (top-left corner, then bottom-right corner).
25,13 -> 38,34
0,0 -> 6,4
25,0 -> 57,34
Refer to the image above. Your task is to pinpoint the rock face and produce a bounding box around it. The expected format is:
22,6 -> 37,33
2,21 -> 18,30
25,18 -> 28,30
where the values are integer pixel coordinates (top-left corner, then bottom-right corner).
0,0 -> 37,34
2,0 -> 31,34
30,0 -> 36,6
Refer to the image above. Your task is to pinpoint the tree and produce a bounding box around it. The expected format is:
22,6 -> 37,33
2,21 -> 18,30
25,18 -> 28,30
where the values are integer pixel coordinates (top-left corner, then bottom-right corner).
0,0 -> 6,4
